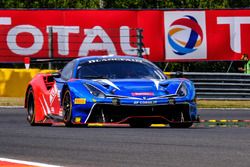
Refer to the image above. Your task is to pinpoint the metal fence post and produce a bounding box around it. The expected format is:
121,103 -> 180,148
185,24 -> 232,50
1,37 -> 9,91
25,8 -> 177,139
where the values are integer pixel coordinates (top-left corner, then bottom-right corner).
136,28 -> 144,58
48,26 -> 53,69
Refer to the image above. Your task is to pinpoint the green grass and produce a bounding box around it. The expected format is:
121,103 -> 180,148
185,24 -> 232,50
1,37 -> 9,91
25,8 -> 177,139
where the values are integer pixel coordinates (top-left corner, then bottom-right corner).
0,97 -> 250,108
0,97 -> 24,106
197,100 -> 250,108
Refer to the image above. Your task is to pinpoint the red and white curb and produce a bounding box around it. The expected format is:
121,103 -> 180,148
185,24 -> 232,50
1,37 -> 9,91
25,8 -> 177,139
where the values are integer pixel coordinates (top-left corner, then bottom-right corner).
0,158 -> 62,167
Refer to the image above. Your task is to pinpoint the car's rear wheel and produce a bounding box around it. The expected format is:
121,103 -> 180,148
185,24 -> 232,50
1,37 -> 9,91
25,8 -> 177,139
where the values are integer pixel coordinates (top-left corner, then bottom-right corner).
62,90 -> 73,127
169,111 -> 193,128
27,87 -> 36,126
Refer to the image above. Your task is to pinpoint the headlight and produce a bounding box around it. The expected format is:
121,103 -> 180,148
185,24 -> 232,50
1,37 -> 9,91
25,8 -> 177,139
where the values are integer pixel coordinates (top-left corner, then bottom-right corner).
177,84 -> 187,97
84,84 -> 105,98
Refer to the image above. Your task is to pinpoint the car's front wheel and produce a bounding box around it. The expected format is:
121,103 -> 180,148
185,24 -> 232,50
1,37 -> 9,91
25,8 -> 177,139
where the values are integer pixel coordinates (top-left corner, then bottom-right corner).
27,87 -> 36,126
62,90 -> 73,127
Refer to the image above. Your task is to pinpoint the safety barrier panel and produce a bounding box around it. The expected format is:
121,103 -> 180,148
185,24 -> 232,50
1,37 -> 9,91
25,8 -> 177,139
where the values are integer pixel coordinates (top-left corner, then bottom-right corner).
0,69 -> 56,97
169,72 -> 250,100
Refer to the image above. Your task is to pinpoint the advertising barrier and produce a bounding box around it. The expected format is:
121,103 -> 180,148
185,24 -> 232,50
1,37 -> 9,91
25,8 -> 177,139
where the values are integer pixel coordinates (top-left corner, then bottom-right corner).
0,69 -> 56,97
0,9 -> 250,62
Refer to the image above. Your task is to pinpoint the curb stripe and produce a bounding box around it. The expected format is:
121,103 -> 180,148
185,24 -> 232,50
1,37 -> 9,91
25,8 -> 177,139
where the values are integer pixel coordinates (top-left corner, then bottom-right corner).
200,120 -> 250,123
87,120 -> 250,127
151,124 -> 166,127
0,158 -> 62,167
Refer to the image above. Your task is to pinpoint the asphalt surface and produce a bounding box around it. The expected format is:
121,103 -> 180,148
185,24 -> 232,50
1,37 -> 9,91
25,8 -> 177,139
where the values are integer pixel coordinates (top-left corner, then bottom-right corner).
200,108 -> 250,120
0,108 -> 250,167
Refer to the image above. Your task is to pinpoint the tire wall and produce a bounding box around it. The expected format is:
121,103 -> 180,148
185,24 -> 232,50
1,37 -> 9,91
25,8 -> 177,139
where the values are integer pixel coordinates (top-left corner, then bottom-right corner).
0,69 -> 57,97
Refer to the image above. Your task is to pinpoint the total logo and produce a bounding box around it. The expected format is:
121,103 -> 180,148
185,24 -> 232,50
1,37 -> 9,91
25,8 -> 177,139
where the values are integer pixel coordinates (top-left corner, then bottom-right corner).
164,11 -> 207,60
168,15 -> 203,55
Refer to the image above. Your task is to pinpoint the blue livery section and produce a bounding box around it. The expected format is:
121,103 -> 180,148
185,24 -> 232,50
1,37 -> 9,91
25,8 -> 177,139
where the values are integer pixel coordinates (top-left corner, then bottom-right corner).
55,56 -> 198,127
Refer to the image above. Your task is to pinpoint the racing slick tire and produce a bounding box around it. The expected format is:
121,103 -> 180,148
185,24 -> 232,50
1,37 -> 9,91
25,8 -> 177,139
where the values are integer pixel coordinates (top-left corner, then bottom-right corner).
62,90 -> 73,127
27,87 -> 36,126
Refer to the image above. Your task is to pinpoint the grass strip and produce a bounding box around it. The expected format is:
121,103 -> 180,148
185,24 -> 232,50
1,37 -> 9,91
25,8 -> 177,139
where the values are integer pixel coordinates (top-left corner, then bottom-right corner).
197,100 -> 250,108
0,97 -> 24,106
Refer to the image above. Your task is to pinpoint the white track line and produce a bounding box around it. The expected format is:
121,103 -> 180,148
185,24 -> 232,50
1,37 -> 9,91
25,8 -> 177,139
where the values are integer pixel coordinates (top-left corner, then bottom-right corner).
0,106 -> 23,108
0,158 -> 62,167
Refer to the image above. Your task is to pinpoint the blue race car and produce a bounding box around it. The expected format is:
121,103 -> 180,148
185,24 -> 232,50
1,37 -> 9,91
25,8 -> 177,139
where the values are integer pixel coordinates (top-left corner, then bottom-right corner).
25,56 -> 199,128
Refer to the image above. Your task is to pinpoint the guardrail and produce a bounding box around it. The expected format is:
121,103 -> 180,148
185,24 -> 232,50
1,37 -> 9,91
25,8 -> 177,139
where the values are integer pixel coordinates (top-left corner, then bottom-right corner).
1,69 -> 249,100
169,72 -> 250,100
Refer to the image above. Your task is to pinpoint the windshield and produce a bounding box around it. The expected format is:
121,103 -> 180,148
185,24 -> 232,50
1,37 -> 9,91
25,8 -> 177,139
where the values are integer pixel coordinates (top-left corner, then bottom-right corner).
76,61 -> 165,80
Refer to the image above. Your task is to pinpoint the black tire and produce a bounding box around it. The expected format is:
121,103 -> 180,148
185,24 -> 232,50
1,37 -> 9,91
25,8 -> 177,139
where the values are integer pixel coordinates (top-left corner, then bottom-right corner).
62,90 -> 73,127
129,120 -> 151,128
27,87 -> 36,126
169,111 -> 193,128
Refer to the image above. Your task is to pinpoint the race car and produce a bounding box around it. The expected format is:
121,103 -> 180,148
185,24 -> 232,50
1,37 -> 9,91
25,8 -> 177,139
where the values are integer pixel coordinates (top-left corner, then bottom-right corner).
24,55 -> 199,128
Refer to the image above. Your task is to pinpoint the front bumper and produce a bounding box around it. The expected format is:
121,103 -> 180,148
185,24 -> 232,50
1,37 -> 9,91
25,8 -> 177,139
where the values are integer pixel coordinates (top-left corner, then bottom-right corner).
86,102 -> 195,124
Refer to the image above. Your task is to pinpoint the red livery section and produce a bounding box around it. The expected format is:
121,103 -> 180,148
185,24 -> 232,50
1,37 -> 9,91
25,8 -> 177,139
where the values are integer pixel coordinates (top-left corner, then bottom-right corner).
0,158 -> 60,167
1,9 -> 250,62
25,74 -> 61,124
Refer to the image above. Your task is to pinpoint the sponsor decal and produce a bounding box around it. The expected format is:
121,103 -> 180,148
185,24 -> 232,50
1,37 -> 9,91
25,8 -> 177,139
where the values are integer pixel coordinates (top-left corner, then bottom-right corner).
74,98 -> 86,104
75,117 -> 81,123
168,15 -> 203,55
134,100 -> 157,104
164,11 -> 207,60
217,16 -> 250,53
88,57 -> 143,64
0,18 -> 150,58
131,92 -> 154,96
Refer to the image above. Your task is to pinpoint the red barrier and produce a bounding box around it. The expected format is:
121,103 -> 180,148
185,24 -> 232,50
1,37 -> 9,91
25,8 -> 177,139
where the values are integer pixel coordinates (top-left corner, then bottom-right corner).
0,9 -> 250,62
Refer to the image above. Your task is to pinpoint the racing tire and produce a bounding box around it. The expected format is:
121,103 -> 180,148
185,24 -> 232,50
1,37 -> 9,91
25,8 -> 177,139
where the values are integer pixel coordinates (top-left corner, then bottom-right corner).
62,90 -> 73,127
27,87 -> 36,126
129,120 -> 152,128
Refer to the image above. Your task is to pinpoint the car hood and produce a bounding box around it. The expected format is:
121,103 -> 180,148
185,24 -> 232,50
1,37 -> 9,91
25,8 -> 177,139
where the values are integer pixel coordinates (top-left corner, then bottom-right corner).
87,79 -> 183,98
